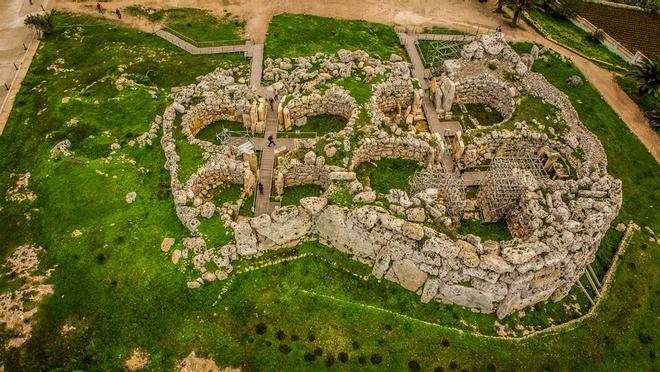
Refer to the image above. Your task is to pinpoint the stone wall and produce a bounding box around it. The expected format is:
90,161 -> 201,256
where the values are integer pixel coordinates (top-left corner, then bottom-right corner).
175,69 -> 265,137
280,86 -> 359,133
454,74 -> 516,119
351,134 -> 437,170
232,162 -> 620,318
369,76 -> 424,127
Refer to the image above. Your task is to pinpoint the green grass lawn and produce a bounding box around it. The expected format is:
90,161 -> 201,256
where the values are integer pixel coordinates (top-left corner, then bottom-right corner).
264,13 -> 405,59
196,120 -> 247,142
0,12 -> 658,371
527,8 -> 628,70
280,184 -> 324,206
282,114 -> 347,137
125,6 -> 245,45
355,158 -> 423,194
458,219 -> 512,241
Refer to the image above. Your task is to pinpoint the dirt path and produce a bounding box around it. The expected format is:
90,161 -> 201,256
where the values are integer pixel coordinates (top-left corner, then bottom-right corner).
3,0 -> 657,161
505,28 -> 660,161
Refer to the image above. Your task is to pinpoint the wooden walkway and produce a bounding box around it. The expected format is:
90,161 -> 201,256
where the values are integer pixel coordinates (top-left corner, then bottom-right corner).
226,100 -> 298,217
155,29 -> 251,56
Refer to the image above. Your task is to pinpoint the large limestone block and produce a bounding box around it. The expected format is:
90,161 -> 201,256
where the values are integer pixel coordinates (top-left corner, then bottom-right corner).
501,243 -> 537,265
496,287 -> 555,319
438,284 -> 496,313
234,221 -> 258,257
316,206 -> 380,258
299,197 -> 327,215
480,254 -> 513,274
421,279 -> 440,303
392,259 -> 428,292
402,222 -> 425,241
422,236 -> 459,259
456,240 -> 480,267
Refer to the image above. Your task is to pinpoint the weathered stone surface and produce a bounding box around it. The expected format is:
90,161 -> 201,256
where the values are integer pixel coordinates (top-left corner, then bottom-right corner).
480,254 -> 513,274
161,238 -> 175,252
392,259 -> 428,292
401,222 -> 424,241
353,190 -> 377,203
456,240 -> 480,267
438,284 -> 496,312
420,279 -> 439,303
234,221 -> 258,257
171,250 -> 182,264
125,192 -> 137,204
299,197 -> 327,215
406,207 -> 426,222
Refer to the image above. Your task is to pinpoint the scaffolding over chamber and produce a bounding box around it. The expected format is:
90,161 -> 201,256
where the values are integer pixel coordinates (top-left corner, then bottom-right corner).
410,170 -> 466,218
478,156 -> 548,222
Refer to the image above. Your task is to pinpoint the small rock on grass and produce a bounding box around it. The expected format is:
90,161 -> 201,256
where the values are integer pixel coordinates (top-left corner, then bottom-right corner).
126,192 -> 137,204
161,238 -> 175,252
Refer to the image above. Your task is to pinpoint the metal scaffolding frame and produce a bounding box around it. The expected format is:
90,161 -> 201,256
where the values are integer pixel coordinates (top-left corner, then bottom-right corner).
410,170 -> 466,217
478,156 -> 548,222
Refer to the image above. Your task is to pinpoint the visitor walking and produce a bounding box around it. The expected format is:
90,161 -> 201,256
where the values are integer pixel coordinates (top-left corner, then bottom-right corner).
96,2 -> 102,13
258,182 -> 264,194
268,97 -> 274,110
267,135 -> 276,147
115,8 -> 122,19
496,25 -> 502,33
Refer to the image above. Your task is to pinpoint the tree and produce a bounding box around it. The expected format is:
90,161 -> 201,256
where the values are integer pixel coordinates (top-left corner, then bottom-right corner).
628,58 -> 660,97
511,0 -> 533,26
495,0 -> 506,12
24,10 -> 55,36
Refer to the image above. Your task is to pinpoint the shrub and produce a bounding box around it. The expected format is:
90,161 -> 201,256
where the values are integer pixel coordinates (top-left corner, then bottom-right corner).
304,352 -> 316,362
441,338 -> 451,347
308,333 -> 316,342
358,356 -> 367,365
24,11 -> 55,35
325,354 -> 335,366
408,360 -> 421,370
255,323 -> 267,335
265,340 -> 272,347
488,62 -> 498,70
587,29 -> 606,43
638,332 -> 652,344
352,340 -> 360,350
314,347 -> 323,356
449,360 -> 459,370
566,75 -> 584,87
371,354 -> 383,365
434,368 -> 445,372
279,344 -> 292,354
291,334 -> 299,341
276,330 -> 286,340
339,352 -> 349,363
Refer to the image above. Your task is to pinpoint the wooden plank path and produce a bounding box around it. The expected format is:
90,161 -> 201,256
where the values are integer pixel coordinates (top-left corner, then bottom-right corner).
416,34 -> 477,42
249,43 -> 265,90
155,29 -> 250,56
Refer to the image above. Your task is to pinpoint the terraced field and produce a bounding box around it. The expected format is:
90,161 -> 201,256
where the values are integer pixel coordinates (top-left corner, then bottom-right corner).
578,3 -> 660,57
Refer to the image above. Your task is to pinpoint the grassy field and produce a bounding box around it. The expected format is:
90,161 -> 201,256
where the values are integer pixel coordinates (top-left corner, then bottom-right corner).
355,159 -> 423,194
0,12 -> 658,371
196,120 -> 247,143
527,8 -> 629,70
125,6 -> 245,45
264,13 -> 405,59
280,184 -> 324,206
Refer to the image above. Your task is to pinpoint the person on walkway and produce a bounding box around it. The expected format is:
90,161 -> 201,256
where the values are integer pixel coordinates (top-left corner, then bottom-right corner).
96,2 -> 102,13
267,135 -> 276,147
258,182 -> 264,194
496,25 -> 502,33
115,8 -> 122,19
268,97 -> 274,110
